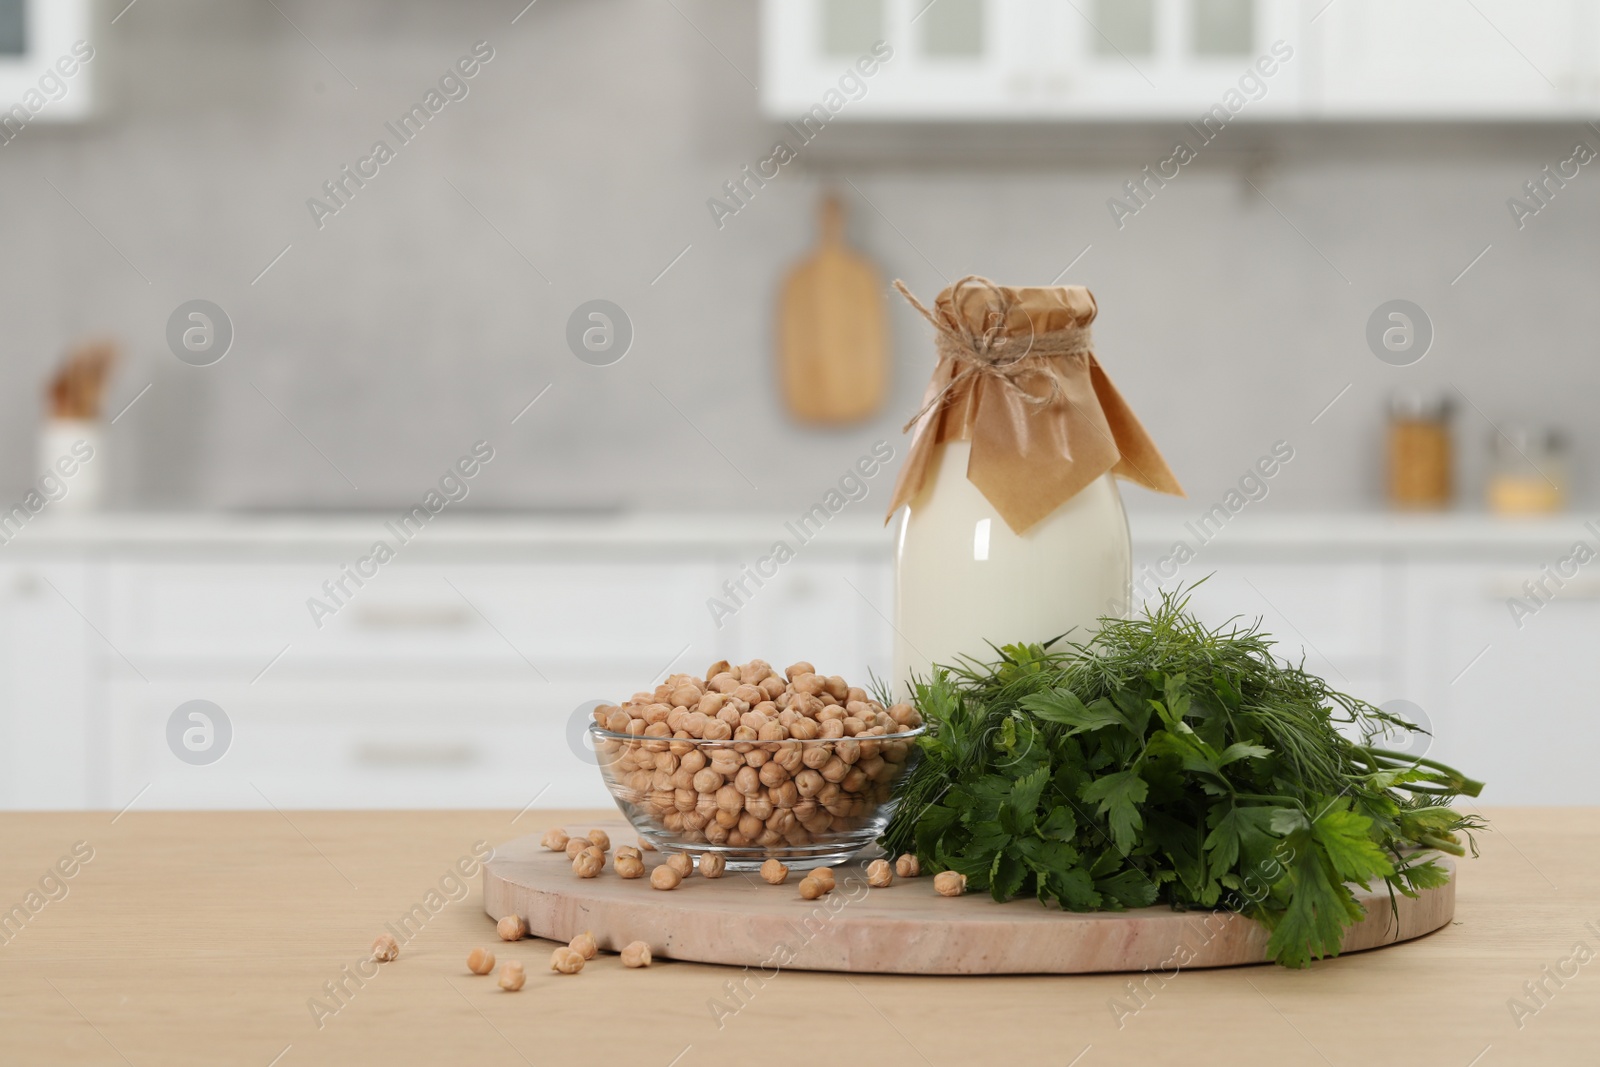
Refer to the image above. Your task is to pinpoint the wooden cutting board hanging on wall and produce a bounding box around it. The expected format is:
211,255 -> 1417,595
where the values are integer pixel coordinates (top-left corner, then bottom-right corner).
777,193 -> 888,424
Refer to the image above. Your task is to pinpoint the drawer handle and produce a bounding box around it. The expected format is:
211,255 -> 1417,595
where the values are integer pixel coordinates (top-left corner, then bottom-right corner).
1487,574 -> 1600,601
352,742 -> 480,767
352,605 -> 473,629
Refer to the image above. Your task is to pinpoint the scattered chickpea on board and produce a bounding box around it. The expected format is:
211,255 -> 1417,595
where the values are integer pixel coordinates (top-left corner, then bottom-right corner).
551,947 -> 585,974
651,865 -> 682,890
666,853 -> 694,879
934,871 -> 968,897
573,850 -> 604,878
760,859 -> 789,885
895,853 -> 921,878
621,941 -> 653,968
541,828 -> 569,852
615,853 -> 645,879
867,859 -> 893,888
496,915 -> 526,941
498,961 -> 526,991
799,877 -> 826,900
810,867 -> 835,892
699,853 -> 726,878
467,948 -> 495,975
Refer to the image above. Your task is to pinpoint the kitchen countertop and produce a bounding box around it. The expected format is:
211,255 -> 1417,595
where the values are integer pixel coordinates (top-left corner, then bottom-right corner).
2,808 -> 1592,1065
8,510 -> 1600,559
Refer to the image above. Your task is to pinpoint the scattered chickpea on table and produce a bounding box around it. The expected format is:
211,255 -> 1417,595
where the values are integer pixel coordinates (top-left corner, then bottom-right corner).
569,931 -> 598,961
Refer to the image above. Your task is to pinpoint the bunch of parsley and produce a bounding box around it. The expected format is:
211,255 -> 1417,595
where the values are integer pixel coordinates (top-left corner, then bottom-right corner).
879,589 -> 1485,968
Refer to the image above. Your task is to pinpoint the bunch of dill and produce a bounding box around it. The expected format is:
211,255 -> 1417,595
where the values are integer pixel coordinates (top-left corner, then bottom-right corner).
879,589 -> 1485,967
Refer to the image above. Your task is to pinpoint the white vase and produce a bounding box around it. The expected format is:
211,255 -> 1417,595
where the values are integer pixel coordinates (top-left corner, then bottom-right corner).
37,419 -> 104,513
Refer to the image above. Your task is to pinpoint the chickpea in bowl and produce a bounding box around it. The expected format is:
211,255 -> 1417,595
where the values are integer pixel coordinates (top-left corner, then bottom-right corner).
589,659 -> 924,871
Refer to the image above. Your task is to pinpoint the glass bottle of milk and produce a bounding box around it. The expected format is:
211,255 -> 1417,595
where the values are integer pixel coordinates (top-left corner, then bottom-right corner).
894,452 -> 1131,691
883,278 -> 1183,695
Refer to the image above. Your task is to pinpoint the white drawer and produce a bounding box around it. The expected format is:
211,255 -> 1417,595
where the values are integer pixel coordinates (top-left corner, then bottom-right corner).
105,678 -> 622,810
446,562 -> 720,671
104,561 -> 720,679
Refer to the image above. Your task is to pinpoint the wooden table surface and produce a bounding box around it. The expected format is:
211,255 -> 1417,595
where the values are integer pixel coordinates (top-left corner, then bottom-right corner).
1,807 -> 1592,1066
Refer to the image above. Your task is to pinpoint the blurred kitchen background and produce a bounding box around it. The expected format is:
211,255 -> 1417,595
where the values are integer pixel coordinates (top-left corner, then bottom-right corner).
1,0 -> 1593,811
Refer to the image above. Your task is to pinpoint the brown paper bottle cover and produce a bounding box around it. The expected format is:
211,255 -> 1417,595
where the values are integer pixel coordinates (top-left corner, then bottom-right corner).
885,276 -> 1184,534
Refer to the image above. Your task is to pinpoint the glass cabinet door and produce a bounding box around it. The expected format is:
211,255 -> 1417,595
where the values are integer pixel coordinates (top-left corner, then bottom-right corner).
1030,0 -> 1301,116
764,0 -> 1024,119
0,0 -> 94,122
764,0 -> 1597,120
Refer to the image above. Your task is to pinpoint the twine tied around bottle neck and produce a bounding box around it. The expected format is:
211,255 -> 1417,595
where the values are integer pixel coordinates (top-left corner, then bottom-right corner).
892,276 -> 1094,433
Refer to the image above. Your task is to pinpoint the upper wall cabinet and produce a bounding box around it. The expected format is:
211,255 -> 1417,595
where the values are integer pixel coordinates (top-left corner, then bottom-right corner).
1312,0 -> 1595,117
761,0 -> 1600,121
0,0 -> 94,129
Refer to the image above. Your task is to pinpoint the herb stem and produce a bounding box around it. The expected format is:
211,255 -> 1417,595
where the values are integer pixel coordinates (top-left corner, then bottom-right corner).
1356,747 -> 1485,796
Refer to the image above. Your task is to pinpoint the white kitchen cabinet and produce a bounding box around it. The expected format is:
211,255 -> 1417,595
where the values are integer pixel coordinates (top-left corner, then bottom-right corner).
763,0 -> 1600,120
104,676 -> 616,811
1400,563 -> 1600,805
0,0 -> 94,126
1022,0 -> 1304,118
765,0 -> 1301,119
103,559 -> 721,677
0,562 -> 95,808
1313,0 -> 1598,117
1157,559 -> 1402,705
448,561 -> 721,678
718,554 -> 896,691
2,514 -> 1594,809
96,557 -> 726,811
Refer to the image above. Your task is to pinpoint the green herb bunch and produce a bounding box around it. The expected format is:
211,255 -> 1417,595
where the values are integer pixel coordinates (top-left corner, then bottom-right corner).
879,588 -> 1486,968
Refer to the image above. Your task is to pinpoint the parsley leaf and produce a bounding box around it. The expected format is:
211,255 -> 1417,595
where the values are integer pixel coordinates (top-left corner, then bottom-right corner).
1079,769 -> 1148,854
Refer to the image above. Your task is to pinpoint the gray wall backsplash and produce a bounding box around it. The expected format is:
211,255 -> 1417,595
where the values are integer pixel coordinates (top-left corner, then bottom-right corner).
2,0 -> 1589,519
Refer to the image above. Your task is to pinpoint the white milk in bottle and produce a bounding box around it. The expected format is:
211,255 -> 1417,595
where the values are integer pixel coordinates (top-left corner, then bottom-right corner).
883,277 -> 1183,694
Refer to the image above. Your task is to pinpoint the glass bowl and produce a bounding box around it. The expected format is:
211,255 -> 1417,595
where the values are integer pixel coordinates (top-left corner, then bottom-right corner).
590,722 -> 925,871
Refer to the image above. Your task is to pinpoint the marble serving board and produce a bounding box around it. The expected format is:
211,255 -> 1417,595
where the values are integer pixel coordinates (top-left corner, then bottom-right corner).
482,822 -> 1456,975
